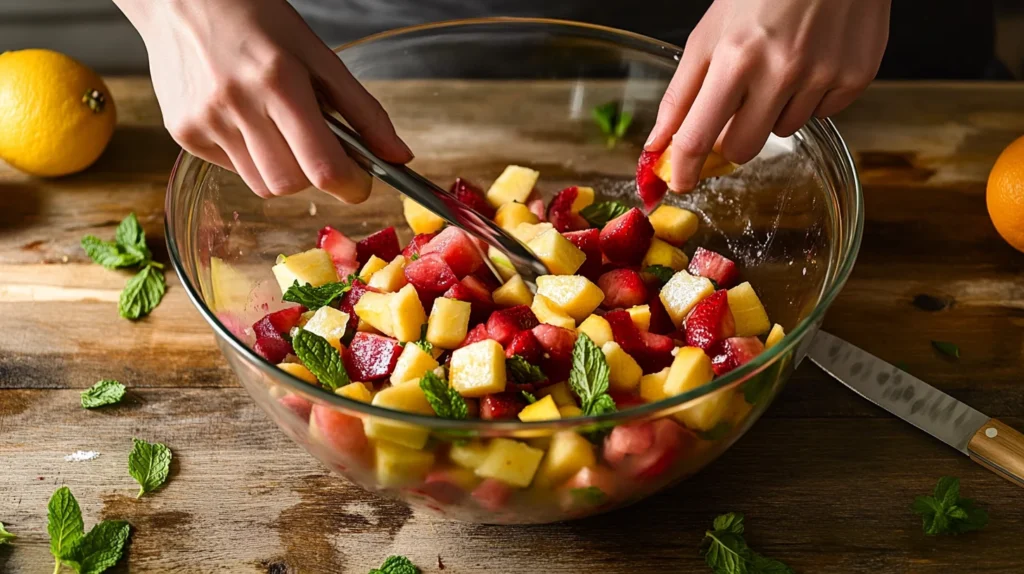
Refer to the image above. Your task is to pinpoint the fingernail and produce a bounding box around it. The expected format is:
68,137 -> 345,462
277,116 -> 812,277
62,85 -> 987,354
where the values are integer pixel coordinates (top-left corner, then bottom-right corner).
398,138 -> 414,160
644,127 -> 659,149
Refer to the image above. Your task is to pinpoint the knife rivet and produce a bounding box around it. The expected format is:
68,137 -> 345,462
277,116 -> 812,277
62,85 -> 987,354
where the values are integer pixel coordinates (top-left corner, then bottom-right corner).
985,427 -> 998,438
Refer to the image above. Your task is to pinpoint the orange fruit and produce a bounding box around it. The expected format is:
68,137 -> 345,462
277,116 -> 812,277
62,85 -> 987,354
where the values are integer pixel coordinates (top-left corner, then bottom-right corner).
987,135 -> 1024,253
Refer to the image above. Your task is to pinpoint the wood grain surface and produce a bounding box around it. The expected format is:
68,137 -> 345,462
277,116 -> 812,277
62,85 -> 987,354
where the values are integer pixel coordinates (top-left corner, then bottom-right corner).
1,78 -> 1023,573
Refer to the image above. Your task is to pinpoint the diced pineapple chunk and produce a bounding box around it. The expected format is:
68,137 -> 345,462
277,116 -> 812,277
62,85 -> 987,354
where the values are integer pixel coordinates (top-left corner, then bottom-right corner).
354,291 -> 395,336
357,318 -> 379,334
518,395 -> 561,422
558,405 -> 583,418
488,247 -> 518,282
367,255 -> 408,292
278,362 -> 318,384
531,294 -> 576,329
365,382 -> 435,449
427,297 -> 472,349
765,323 -> 786,349
390,284 -> 427,342
527,229 -> 586,275
272,248 -> 339,292
475,438 -> 545,488
535,431 -> 596,487
535,275 -> 604,321
495,202 -> 539,231
492,274 -> 534,307
510,222 -> 554,244
390,343 -> 440,385
358,255 -> 388,282
375,440 -> 436,488
727,282 -> 771,337
403,196 -> 445,234
627,304 -> 651,332
648,205 -> 699,246
642,238 -> 689,271
571,186 -> 595,212
303,306 -> 350,350
449,340 -> 507,397
659,270 -> 715,327
449,440 -> 490,470
576,314 -> 613,347
640,367 -> 671,402
654,147 -> 734,183
676,388 -> 734,432
663,346 -> 714,396
486,165 -> 540,208
336,382 -> 373,402
602,342 -> 643,393
537,381 -> 575,407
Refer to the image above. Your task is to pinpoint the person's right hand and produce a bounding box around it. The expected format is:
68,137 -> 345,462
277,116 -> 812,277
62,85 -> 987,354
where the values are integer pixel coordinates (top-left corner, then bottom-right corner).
114,0 -> 412,202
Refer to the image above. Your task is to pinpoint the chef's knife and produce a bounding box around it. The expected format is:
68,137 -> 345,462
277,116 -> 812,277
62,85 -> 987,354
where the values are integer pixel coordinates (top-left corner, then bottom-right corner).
807,330 -> 1024,488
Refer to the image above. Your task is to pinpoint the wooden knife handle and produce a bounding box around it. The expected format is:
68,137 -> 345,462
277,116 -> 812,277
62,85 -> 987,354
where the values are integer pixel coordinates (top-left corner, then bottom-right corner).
967,419 -> 1024,488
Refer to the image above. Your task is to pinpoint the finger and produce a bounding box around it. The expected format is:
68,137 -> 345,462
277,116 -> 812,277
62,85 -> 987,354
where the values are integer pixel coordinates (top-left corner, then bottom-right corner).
309,47 -> 413,164
268,77 -> 373,204
194,143 -> 235,172
813,87 -> 861,119
218,131 -> 273,199
773,86 -> 828,137
719,80 -> 793,165
645,42 -> 711,152
235,116 -> 311,197
668,58 -> 746,192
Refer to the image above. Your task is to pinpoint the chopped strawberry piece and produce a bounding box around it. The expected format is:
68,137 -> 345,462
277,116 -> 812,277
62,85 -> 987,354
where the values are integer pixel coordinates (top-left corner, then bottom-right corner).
480,392 -> 526,420
562,228 -> 602,280
647,294 -> 675,335
684,290 -> 736,351
687,247 -> 740,288
486,305 -> 539,346
639,332 -> 675,372
547,186 -> 590,232
443,275 -> 494,323
310,404 -> 369,464
709,336 -> 765,376
606,310 -> 673,373
559,466 -> 618,512
609,391 -> 646,409
599,208 -> 654,266
344,332 -> 403,381
277,394 -> 313,422
420,469 -> 471,505
317,226 -> 359,277
636,149 -> 668,210
254,337 -> 292,363
402,232 -> 438,259
597,269 -> 648,309
606,418 -> 688,480
471,267 -> 502,291
252,305 -> 306,340
404,252 -> 459,296
505,329 -> 543,364
527,198 -> 547,222
356,226 -> 400,265
450,177 -> 495,218
531,323 -> 577,382
458,323 -> 492,348
421,227 -> 485,278
603,422 -> 655,465
472,478 -> 513,511
338,280 -> 378,333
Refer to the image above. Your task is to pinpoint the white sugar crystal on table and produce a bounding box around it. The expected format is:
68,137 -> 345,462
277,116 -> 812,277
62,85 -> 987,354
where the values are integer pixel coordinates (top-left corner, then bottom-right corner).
64,450 -> 100,462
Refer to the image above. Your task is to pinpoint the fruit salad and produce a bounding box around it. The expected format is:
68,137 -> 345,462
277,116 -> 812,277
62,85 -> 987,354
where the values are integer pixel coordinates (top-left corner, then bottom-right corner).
253,161 -> 785,520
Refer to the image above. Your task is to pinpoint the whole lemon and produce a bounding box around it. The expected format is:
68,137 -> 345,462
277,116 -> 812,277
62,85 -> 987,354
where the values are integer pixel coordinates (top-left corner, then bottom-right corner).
987,134 -> 1024,254
0,49 -> 116,177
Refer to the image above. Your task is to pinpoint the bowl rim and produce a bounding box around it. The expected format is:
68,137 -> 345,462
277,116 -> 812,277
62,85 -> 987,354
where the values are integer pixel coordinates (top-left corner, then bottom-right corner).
165,17 -> 864,431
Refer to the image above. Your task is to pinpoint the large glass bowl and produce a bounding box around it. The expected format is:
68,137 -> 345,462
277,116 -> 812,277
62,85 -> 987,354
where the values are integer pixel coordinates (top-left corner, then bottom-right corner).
165,18 -> 862,524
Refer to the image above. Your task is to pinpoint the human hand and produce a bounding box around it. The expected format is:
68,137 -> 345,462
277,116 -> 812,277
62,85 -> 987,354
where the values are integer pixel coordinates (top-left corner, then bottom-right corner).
645,0 -> 890,192
115,0 -> 412,202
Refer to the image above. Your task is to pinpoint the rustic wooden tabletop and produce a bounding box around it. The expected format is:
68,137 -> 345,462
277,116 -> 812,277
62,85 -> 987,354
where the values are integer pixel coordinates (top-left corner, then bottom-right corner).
1,78 -> 1022,573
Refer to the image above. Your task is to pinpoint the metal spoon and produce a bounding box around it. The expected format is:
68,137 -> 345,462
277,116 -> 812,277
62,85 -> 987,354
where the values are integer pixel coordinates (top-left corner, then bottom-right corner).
322,110 -> 549,284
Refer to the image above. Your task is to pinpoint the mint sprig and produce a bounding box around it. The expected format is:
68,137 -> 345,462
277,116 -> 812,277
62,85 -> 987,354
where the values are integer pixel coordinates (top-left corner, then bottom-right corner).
0,522 -> 14,545
701,513 -> 793,574
521,390 -> 538,404
592,101 -> 633,148
48,486 -> 84,563
283,278 -> 352,310
369,555 -> 420,574
912,476 -> 988,535
419,371 -> 468,420
47,487 -> 131,574
292,330 -> 351,391
644,265 -> 676,286
128,438 -> 172,498
118,265 -> 166,320
579,201 -> 629,228
80,380 -> 126,409
508,355 -> 546,386
568,333 -> 616,417
83,213 -> 167,320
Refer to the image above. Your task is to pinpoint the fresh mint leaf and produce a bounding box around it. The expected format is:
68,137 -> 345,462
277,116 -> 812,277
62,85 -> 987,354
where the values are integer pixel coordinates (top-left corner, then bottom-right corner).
410,252 -> 420,261
414,324 -> 433,355
701,513 -> 793,574
128,438 -> 172,498
644,265 -> 676,286
118,265 -> 166,320
81,236 -> 146,270
931,340 -> 960,359
569,486 -> 607,507
508,355 -> 546,386
48,487 -> 84,562
64,520 -> 131,574
292,330 -> 351,391
587,393 -> 617,417
114,213 -> 151,262
912,476 -> 988,535
569,333 -> 612,415
419,371 -> 468,420
521,391 -> 538,404
614,110 -> 633,140
697,421 -> 733,441
0,522 -> 13,545
579,201 -> 629,228
591,102 -> 616,137
81,380 -> 126,409
369,555 -> 420,574
282,280 -> 351,310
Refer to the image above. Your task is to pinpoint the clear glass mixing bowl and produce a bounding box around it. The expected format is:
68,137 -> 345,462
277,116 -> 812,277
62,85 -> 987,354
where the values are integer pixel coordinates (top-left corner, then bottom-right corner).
165,18 -> 862,523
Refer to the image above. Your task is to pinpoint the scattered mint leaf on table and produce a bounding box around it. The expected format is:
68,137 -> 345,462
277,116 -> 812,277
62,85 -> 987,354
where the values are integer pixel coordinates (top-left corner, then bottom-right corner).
118,265 -> 166,320
508,355 -> 546,386
80,380 -> 126,409
0,522 -> 14,545
114,212 -> 152,263
931,340 -> 960,359
369,554 -> 420,574
80,236 -> 146,270
912,476 -> 988,535
282,279 -> 351,310
63,520 -> 131,574
48,486 -> 85,563
644,264 -> 676,286
701,512 -> 793,574
128,438 -> 172,498
419,371 -> 468,420
579,201 -> 629,228
82,213 -> 167,320
292,330 -> 351,391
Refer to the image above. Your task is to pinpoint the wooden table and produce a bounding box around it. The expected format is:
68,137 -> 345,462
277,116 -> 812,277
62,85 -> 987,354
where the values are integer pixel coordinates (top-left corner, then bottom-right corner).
1,78 -> 1022,573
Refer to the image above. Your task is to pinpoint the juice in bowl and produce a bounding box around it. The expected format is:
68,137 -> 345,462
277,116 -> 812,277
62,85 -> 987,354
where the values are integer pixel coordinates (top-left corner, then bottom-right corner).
165,19 -> 862,524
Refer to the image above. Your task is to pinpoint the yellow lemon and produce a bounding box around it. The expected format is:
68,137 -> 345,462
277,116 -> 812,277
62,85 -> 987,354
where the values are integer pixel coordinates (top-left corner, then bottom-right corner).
0,49 -> 116,176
